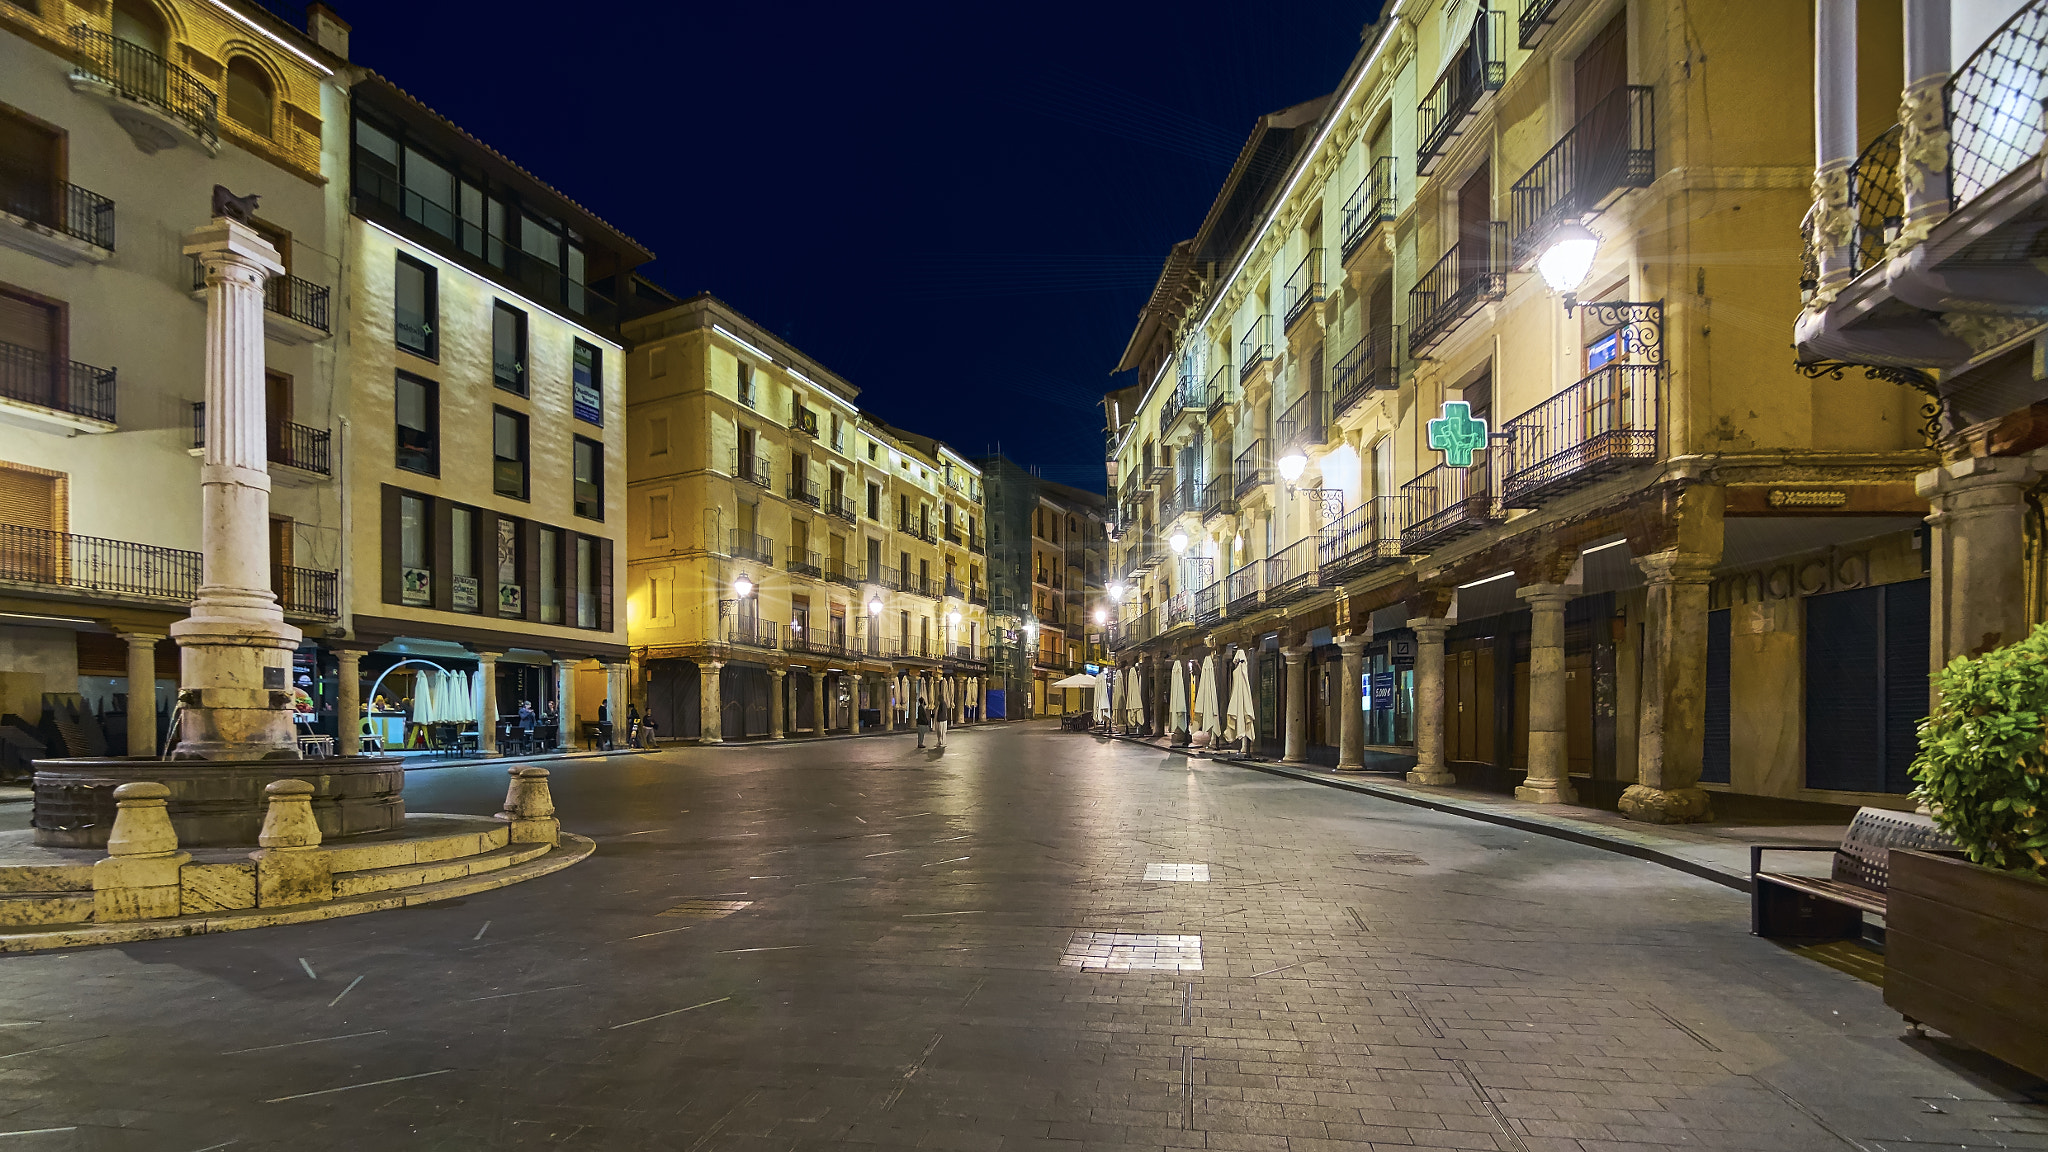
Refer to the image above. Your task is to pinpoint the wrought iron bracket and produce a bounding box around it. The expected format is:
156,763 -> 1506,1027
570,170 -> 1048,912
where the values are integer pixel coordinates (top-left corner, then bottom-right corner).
1573,299 -> 1665,368
1296,487 -> 1347,521
1792,359 -> 1938,398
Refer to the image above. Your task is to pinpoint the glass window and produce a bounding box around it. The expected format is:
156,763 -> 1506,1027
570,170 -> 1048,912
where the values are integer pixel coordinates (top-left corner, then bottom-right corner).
402,145 -> 455,237
576,537 -> 597,628
399,494 -> 430,606
354,118 -> 398,204
496,517 -> 522,615
492,302 -> 526,393
567,243 -> 586,313
486,198 -> 507,267
573,437 -> 602,520
521,214 -> 560,265
571,340 -> 601,425
460,182 -> 485,259
539,527 -> 561,625
394,254 -> 436,358
451,506 -> 478,613
736,363 -> 753,407
395,372 -> 437,474
493,408 -> 528,499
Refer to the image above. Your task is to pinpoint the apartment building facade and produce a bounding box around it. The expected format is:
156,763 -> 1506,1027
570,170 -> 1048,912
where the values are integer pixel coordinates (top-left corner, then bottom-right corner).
979,458 -> 1111,718
624,294 -> 990,741
0,0 -> 347,757
1108,0 -> 1933,821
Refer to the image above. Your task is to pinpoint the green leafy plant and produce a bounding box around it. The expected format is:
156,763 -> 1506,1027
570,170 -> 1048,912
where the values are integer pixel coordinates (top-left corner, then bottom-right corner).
1913,622 -> 2048,877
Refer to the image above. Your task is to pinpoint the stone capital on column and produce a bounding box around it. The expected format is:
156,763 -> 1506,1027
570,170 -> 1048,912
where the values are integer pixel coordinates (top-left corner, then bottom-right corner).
1406,616 -> 1451,639
1514,583 -> 1576,609
1632,551 -> 1714,587
1336,632 -> 1368,655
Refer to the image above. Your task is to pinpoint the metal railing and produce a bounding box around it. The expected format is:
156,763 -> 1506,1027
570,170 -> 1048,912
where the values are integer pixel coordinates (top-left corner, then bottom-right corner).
946,643 -> 987,666
1318,496 -> 1405,581
1263,537 -> 1323,606
787,473 -> 819,508
1501,363 -> 1659,508
944,578 -> 964,599
1202,360 -> 1233,412
1401,457 -> 1498,554
279,565 -> 338,618
785,547 -> 822,578
729,530 -> 774,563
0,165 -> 114,250
789,408 -> 818,438
1161,376 -> 1208,431
827,559 -> 861,587
735,450 -> 771,489
1234,440 -> 1267,498
1519,0 -> 1567,47
193,260 -> 338,334
1341,156 -> 1397,260
1202,477 -> 1236,520
1847,124 -> 1904,276
1238,315 -> 1273,380
69,26 -> 218,148
728,617 -> 780,650
1276,388 -> 1328,454
0,523 -> 199,602
1417,6 -> 1506,174
969,586 -> 988,606
1947,1 -> 2048,208
0,340 -> 116,423
873,566 -> 904,592
190,403 -> 332,474
1225,560 -> 1261,612
968,532 -> 985,554
1192,581 -> 1222,626
1408,221 -> 1508,359
1509,85 -> 1655,268
1332,325 -> 1400,418
829,494 -> 857,523
1283,248 -> 1327,329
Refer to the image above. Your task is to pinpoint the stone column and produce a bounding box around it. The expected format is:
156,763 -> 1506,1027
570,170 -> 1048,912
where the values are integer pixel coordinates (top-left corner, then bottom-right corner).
1621,552 -> 1717,824
554,659 -> 577,750
812,668 -> 828,735
476,651 -> 502,755
1516,585 -> 1578,804
1335,633 -> 1367,770
335,648 -> 362,756
1919,455 -> 2040,666
849,672 -> 864,732
1280,645 -> 1309,763
120,632 -> 164,758
170,218 -> 300,760
606,662 -> 628,731
882,671 -> 896,731
1408,618 -> 1454,785
768,666 -> 786,739
1895,0 -> 1952,250
700,659 -> 724,744
1809,0 -> 1860,304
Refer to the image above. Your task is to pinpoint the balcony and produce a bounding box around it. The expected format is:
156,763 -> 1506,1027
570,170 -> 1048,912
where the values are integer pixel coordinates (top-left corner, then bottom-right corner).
943,578 -> 964,599
828,493 -> 858,524
874,566 -> 904,592
1160,377 -> 1207,433
1202,360 -> 1234,414
968,531 -> 985,554
1202,478 -> 1236,521
190,404 -> 332,476
1225,559 -> 1262,614
1238,315 -> 1274,381
1263,537 -> 1325,607
68,26 -> 219,154
945,643 -> 988,670
1276,388 -> 1328,455
826,559 -> 862,588
728,530 -> 774,564
279,565 -> 339,619
909,521 -> 937,544
787,474 -> 820,508
0,340 -> 117,429
783,624 -> 829,656
785,547 -> 823,579
1130,538 -> 1164,571
1509,85 -> 1655,269
1144,460 -> 1172,489
1519,0 -> 1577,47
1401,457 -> 1500,554
1331,326 -> 1400,419
1234,439 -> 1268,498
735,450 -> 772,490
1845,124 -> 1904,279
1163,591 -> 1190,628
790,408 -> 818,438
1283,248 -> 1327,330
0,171 -> 114,265
1318,496 -> 1405,583
0,523 -> 197,604
943,525 -> 962,545
728,617 -> 780,651
1340,156 -> 1397,261
1192,581 -> 1223,627
1501,363 -> 1660,508
1418,7 -> 1505,176
969,586 -> 988,606
1408,222 -> 1508,359
189,258 -> 331,342
1948,7 -> 2048,209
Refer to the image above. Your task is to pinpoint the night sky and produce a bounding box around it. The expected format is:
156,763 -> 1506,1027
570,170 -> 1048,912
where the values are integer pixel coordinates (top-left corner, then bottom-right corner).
308,1 -> 1378,490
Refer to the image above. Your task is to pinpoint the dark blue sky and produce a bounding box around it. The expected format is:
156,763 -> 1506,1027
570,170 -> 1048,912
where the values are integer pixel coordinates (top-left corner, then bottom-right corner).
319,1 -> 1377,490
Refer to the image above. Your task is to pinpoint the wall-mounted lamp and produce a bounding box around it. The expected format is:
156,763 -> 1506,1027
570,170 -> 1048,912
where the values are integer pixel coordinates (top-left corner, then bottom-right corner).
734,574 -> 755,599
1169,528 -> 1188,554
1537,220 -> 1600,315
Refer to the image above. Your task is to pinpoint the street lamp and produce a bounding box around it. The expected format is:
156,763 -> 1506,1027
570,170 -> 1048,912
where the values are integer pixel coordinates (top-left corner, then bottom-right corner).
1169,528 -> 1188,554
1276,452 -> 1308,483
1107,581 -> 1124,603
734,574 -> 754,600
1537,220 -> 1600,315
1094,607 -> 1108,626
1276,451 -> 1343,519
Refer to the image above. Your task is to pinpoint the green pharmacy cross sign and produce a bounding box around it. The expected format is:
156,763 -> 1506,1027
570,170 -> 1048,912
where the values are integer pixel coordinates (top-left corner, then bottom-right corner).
1427,401 -> 1489,468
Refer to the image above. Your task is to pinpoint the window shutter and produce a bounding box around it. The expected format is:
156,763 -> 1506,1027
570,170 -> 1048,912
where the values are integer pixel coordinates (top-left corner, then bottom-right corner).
480,512 -> 502,617
521,518 -> 541,621
1701,609 -> 1730,784
432,496 -> 453,612
381,485 -> 402,604
599,536 -> 615,632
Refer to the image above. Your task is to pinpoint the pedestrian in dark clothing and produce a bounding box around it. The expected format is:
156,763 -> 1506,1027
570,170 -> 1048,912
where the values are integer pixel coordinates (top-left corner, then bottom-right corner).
915,698 -> 930,748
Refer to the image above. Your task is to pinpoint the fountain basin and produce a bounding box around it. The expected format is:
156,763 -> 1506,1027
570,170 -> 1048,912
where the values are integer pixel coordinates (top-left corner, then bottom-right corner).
30,757 -> 405,848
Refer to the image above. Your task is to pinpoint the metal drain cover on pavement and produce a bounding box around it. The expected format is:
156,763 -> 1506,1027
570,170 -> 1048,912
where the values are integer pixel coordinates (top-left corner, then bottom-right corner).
659,899 -> 754,920
1355,852 -> 1427,865
1060,932 -> 1203,971
1144,863 -> 1210,882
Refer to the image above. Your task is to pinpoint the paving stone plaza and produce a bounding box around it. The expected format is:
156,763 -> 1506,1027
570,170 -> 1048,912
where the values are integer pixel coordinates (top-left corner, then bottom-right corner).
1,724 -> 2044,1150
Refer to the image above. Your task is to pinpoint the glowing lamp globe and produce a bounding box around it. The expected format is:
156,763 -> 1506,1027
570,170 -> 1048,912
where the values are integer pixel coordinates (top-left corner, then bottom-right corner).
1094,608 -> 1108,625
1537,221 -> 1600,306
867,597 -> 883,616
734,574 -> 754,599
1277,453 -> 1308,483
1169,529 -> 1188,554
1108,582 -> 1125,603
947,610 -> 961,626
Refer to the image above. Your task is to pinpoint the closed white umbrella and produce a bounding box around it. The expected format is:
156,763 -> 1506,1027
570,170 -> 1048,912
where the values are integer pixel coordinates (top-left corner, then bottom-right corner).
1228,650 -> 1257,749
1193,654 -> 1220,741
411,670 -> 434,725
1169,660 -> 1189,736
1095,670 -> 1112,719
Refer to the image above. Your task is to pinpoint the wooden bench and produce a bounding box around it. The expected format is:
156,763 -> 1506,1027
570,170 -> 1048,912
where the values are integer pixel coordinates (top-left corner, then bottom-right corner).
1751,806 -> 1956,940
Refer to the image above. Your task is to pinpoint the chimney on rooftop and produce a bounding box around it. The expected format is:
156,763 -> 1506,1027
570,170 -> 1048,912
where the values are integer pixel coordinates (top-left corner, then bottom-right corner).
306,3 -> 350,59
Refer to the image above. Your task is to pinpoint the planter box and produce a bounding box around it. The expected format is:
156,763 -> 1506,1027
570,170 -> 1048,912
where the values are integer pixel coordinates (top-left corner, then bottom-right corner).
1885,849 -> 2048,1080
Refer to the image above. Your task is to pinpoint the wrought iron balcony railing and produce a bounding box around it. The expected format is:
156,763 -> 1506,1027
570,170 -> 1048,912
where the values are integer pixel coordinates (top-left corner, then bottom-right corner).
280,565 -> 338,618
1847,124 -> 1904,277
829,494 -> 858,523
1276,388 -> 1328,454
1409,222 -> 1508,359
69,26 -> 219,148
826,558 -> 861,587
1501,363 -> 1660,508
1283,248 -> 1327,330
1160,376 -> 1208,432
787,473 -> 820,508
968,531 -> 985,554
728,617 -> 780,650
1947,2 -> 2048,208
1341,155 -> 1397,260
1401,456 -> 1500,554
0,166 -> 114,250
1234,439 -> 1268,498
0,523 -> 198,603
1202,360 -> 1233,412
1238,315 -> 1273,381
1509,85 -> 1655,269
789,407 -> 818,438
785,547 -> 822,578
735,450 -> 771,489
1202,477 -> 1236,521
969,586 -> 989,606
1417,6 -> 1505,175
0,339 -> 116,424
190,403 -> 332,475
1519,0 -> 1569,47
1192,581 -> 1223,626
1332,325 -> 1400,418
729,529 -> 774,563
1318,496 -> 1405,582
1263,537 -> 1324,607
1225,559 -> 1261,613
874,566 -> 904,592
191,258 -> 332,333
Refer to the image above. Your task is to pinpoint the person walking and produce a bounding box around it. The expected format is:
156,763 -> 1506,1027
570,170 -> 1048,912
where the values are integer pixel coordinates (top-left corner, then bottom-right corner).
915,694 -> 930,749
934,679 -> 949,750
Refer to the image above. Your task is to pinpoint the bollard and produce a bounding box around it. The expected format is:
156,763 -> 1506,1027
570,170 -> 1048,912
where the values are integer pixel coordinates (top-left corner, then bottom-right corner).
501,766 -> 560,847
249,779 -> 332,907
93,782 -> 190,922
